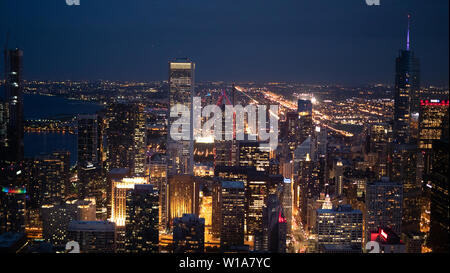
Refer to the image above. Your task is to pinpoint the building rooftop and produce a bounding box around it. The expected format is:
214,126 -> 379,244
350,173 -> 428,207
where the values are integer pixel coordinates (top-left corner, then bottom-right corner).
68,221 -> 116,232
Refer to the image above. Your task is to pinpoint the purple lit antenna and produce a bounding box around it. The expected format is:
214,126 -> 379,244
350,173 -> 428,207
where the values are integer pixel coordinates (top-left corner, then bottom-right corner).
406,13 -> 411,51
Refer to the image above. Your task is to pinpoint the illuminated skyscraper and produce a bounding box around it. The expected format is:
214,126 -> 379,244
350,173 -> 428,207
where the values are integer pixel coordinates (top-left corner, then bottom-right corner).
41,198 -> 96,247
238,141 -> 270,172
149,153 -> 168,230
167,59 -> 195,175
316,204 -> 363,251
393,14 -> 420,144
167,175 -> 200,225
334,159 -> 344,197
365,177 -> 403,242
106,103 -> 146,177
77,114 -> 103,170
28,154 -> 70,207
125,184 -> 159,253
110,177 -> 147,227
110,176 -> 147,252
2,49 -> 24,162
0,186 -> 26,233
220,181 -> 245,251
297,99 -> 313,147
173,213 -> 205,253
418,99 -> 449,175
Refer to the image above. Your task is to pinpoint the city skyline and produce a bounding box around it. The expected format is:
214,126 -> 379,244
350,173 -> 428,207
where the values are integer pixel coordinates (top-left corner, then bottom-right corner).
1,0 -> 449,258
0,0 -> 448,86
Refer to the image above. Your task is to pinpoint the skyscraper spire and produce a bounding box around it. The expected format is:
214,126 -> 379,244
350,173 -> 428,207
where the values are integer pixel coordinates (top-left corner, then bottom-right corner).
406,13 -> 411,51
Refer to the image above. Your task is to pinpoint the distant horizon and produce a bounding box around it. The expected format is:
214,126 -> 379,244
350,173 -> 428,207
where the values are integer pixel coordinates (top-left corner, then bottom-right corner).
1,0 -> 448,86
9,78 -> 449,89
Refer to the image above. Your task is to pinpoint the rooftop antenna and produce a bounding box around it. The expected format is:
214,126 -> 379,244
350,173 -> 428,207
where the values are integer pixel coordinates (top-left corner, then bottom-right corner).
406,13 -> 411,51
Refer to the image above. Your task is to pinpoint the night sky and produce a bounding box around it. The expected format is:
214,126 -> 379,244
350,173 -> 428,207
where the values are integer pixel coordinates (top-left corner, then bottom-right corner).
1,0 -> 448,85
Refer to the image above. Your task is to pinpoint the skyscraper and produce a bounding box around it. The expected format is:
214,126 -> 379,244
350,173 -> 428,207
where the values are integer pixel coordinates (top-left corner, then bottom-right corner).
149,153 -> 168,230
262,194 -> 287,253
316,204 -> 363,251
0,186 -> 26,233
167,175 -> 200,225
106,103 -> 146,177
2,49 -> 24,162
393,14 -> 420,144
77,114 -> 103,170
238,141 -> 270,172
365,177 -> 403,241
427,139 -> 449,253
297,99 -> 313,146
418,99 -> 449,175
173,213 -> 205,253
220,181 -> 245,251
167,59 -> 195,175
125,184 -> 159,253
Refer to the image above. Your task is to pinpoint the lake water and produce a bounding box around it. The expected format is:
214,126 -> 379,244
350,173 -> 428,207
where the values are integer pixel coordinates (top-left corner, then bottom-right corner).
23,94 -> 104,166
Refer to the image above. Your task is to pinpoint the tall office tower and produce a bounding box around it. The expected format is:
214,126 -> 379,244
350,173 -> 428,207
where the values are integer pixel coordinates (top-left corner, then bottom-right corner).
2,49 -> 24,162
41,198 -> 96,247
390,144 -> 421,233
316,127 -> 328,157
393,14 -> 420,144
297,99 -> 313,146
77,114 -> 103,169
238,141 -> 270,172
110,177 -> 147,227
247,172 -> 283,249
262,194 -> 287,253
167,175 -> 200,225
220,181 -> 245,251
173,213 -> 205,253
0,186 -> 26,233
133,103 -> 147,177
285,111 -> 299,153
125,184 -> 159,253
316,204 -> 363,251
106,168 -> 130,220
280,178 -> 293,234
106,103 -> 146,176
214,90 -> 236,167
167,59 -> 195,175
366,123 -> 391,178
365,177 -> 403,241
427,139 -> 448,253
28,155 -> 68,207
110,177 -> 147,253
334,159 -> 344,197
0,102 -> 8,156
418,99 -> 449,176
149,153 -> 168,230
77,114 -> 105,198
68,221 -> 116,253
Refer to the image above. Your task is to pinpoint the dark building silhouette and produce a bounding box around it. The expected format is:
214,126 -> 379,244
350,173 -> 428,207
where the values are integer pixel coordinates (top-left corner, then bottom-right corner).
173,213 -> 205,253
125,184 -> 159,253
393,14 -> 420,144
1,49 -> 24,162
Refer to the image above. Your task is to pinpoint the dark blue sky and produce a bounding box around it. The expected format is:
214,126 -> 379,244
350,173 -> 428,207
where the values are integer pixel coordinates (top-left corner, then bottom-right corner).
1,0 -> 448,85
